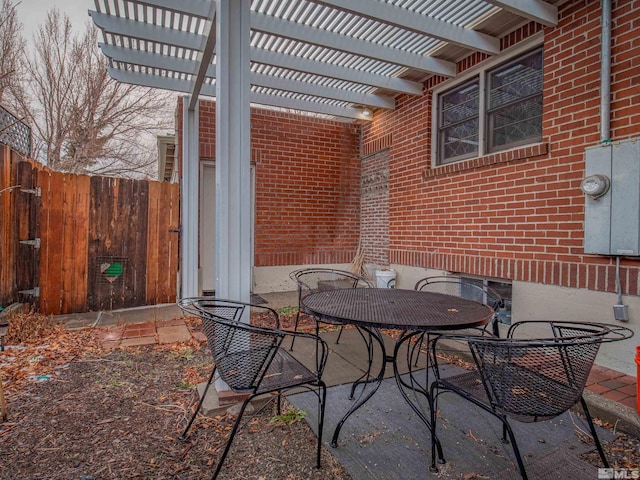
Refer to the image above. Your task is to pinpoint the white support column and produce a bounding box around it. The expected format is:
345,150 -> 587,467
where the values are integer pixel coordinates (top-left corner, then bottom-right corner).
215,0 -> 251,303
180,96 -> 200,298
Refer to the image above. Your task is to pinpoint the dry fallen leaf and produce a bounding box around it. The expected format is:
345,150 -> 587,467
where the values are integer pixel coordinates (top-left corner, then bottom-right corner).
510,386 -> 529,395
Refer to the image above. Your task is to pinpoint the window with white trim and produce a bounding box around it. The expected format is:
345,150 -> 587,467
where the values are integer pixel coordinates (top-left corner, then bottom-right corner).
436,47 -> 543,165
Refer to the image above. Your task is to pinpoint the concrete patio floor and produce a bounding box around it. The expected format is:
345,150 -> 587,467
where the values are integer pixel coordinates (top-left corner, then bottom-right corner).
288,328 -> 614,480
52,291 -> 639,479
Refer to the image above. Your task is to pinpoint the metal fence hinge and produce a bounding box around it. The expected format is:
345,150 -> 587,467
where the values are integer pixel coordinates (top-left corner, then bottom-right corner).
21,187 -> 41,197
19,287 -> 40,297
19,238 -> 40,249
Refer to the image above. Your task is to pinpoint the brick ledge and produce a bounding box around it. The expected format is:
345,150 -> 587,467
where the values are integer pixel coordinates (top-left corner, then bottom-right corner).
422,142 -> 549,180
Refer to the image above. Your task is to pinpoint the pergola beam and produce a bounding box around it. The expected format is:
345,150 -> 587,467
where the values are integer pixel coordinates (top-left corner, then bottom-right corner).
188,2 -> 217,110
136,0 -> 212,18
106,67 -> 372,120
484,0 -> 557,27
251,48 -> 424,96
90,11 -> 202,50
95,9 -> 456,78
102,42 -> 423,98
312,0 -> 500,55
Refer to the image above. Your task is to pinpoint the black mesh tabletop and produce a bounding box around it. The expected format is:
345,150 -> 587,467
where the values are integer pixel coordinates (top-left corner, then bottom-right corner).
302,288 -> 493,331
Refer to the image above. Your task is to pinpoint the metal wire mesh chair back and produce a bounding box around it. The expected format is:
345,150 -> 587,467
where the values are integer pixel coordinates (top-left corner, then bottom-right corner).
467,326 -> 607,422
415,276 -> 503,311
178,298 -> 285,392
203,316 -> 284,392
292,268 -> 373,298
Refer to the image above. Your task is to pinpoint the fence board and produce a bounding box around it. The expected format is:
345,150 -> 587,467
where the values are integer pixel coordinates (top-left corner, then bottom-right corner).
38,170 -> 52,313
40,171 -> 65,314
164,182 -> 179,302
88,176 -> 117,311
0,147 -> 14,306
71,175 -> 90,311
59,174 -> 90,313
146,181 -> 160,303
15,162 -> 37,298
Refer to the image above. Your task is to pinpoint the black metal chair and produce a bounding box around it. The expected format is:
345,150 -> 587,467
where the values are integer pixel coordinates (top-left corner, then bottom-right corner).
428,320 -> 626,480
178,297 -> 328,480
289,268 -> 374,348
415,276 -> 505,337
403,276 -> 504,368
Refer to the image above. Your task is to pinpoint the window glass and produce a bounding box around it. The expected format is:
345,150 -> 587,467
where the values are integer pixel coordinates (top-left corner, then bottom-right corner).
439,79 -> 479,163
487,48 -> 543,152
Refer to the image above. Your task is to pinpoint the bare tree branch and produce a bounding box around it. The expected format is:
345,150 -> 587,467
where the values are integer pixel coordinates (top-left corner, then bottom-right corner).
0,0 -> 26,104
10,8 -> 173,178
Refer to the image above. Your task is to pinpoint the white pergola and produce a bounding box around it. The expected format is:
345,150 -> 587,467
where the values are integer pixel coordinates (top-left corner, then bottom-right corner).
89,0 -> 559,302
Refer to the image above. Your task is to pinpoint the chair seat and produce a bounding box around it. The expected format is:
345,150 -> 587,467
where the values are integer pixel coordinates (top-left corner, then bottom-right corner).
439,371 -> 488,403
258,349 -> 319,393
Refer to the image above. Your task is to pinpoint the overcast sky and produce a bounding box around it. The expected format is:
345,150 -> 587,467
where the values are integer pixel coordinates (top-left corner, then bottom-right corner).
16,0 -> 92,40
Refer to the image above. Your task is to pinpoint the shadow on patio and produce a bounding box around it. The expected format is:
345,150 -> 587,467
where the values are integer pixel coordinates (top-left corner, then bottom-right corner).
287,327 -> 623,480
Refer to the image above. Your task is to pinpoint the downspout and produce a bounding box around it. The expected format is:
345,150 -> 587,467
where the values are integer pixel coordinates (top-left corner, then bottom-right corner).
600,0 -> 611,144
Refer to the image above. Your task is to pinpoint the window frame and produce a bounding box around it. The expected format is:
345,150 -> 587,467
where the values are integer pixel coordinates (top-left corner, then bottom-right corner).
432,38 -> 543,167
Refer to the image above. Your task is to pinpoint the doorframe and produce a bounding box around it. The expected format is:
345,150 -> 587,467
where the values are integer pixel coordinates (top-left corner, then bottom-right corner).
199,160 -> 255,294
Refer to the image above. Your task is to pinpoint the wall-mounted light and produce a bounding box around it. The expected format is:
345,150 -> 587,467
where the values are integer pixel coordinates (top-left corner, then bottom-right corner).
580,174 -> 610,200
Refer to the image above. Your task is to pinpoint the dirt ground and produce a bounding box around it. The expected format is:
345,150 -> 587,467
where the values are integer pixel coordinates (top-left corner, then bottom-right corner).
0,345 -> 351,480
0,314 -> 639,480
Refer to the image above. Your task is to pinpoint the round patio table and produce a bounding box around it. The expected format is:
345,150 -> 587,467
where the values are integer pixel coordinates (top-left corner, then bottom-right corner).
301,287 -> 494,448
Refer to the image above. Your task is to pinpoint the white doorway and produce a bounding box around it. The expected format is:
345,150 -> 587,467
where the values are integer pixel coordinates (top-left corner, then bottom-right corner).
199,161 -> 255,294
200,162 -> 216,293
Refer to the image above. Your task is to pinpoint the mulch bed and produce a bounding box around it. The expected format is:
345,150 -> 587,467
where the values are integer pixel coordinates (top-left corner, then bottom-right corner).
0,313 -> 351,480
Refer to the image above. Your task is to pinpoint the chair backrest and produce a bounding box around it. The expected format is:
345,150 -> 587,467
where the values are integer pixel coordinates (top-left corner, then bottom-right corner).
414,276 -> 503,311
290,268 -> 373,300
178,298 -> 284,393
466,323 -> 609,422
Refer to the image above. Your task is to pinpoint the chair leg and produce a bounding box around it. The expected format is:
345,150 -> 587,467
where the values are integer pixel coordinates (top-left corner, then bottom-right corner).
211,395 -> 254,480
336,325 -> 345,344
276,391 -> 282,416
501,423 -> 509,444
500,417 -> 528,480
414,335 -> 424,367
180,366 -> 217,440
290,310 -> 302,350
316,381 -> 327,468
429,384 -> 446,472
580,396 -> 610,468
491,314 -> 500,338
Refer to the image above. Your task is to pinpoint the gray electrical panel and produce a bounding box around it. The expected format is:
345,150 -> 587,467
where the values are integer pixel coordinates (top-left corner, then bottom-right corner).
583,139 -> 640,256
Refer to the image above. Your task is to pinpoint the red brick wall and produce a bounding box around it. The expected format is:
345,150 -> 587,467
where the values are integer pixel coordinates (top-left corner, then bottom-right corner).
177,101 -> 362,268
361,0 -> 640,295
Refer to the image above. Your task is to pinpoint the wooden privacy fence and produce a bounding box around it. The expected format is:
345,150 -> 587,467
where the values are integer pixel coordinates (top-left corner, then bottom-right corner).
0,145 -> 180,315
